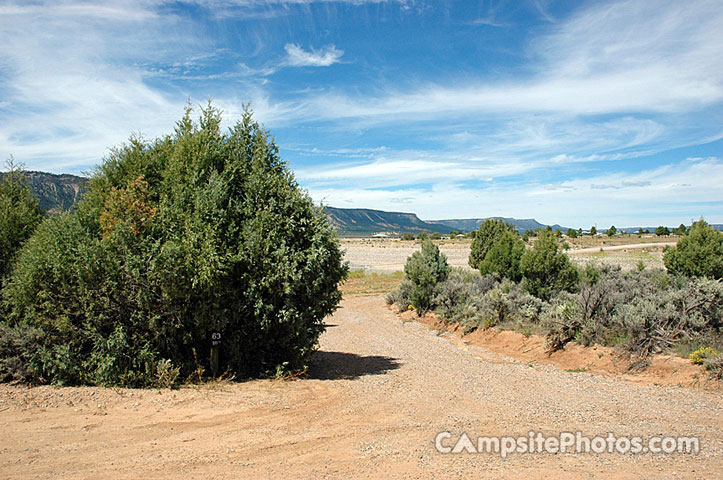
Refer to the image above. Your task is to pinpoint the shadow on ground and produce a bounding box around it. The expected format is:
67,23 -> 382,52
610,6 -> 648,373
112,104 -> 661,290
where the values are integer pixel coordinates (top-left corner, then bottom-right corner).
307,351 -> 402,380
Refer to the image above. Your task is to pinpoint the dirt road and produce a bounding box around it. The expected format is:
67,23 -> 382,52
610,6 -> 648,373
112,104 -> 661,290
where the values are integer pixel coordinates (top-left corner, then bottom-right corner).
569,242 -> 677,254
1,295 -> 721,479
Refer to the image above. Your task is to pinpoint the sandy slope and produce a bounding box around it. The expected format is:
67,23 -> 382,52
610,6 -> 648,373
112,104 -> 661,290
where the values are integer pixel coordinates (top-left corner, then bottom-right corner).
1,295 -> 721,479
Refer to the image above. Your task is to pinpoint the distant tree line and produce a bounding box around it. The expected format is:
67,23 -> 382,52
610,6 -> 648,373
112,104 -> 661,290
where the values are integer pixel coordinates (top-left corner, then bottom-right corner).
400,222 -> 699,242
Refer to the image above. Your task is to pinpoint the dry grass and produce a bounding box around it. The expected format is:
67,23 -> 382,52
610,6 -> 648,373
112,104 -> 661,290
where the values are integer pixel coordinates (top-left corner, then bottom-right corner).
340,270 -> 404,296
341,235 -> 678,273
569,249 -> 666,271
564,233 -> 680,249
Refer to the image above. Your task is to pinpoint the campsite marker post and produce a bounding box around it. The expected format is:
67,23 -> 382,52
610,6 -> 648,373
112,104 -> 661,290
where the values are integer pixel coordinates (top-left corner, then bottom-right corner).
211,332 -> 221,377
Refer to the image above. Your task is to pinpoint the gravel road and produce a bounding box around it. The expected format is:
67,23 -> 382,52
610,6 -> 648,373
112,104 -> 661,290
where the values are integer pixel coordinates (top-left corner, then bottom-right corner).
1,295 -> 721,479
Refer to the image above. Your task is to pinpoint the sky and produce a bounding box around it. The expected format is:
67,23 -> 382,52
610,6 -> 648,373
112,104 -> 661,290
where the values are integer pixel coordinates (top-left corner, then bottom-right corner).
0,0 -> 721,228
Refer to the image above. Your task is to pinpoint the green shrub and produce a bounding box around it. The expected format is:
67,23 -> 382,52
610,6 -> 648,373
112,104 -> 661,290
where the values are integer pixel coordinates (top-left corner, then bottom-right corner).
663,219 -> 723,279
0,159 -> 44,281
672,223 -> 688,236
477,280 -> 541,329
519,230 -> 578,300
469,219 -> 516,271
540,293 -> 581,351
542,266 -> 643,351
1,105 -> 347,386
655,226 -> 670,236
432,271 -> 541,330
392,253 -> 722,367
403,239 -> 448,315
543,269 -> 723,356
475,229 -> 525,281
433,268 -> 497,324
703,355 -> 723,379
385,278 -> 415,310
0,322 -> 47,383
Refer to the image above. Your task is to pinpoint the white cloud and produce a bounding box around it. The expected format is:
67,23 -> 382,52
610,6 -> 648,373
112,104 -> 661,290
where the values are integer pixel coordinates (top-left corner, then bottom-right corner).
236,43 -> 345,77
269,0 -> 722,122
294,148 -> 532,188
290,114 -> 674,192
284,44 -> 344,67
0,1 -> 195,171
0,2 -> 159,21
276,0 -> 723,213
306,157 -> 723,227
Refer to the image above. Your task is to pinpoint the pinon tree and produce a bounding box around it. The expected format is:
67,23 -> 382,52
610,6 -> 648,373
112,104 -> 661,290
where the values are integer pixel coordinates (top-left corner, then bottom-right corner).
519,230 -> 578,300
404,239 -> 448,315
469,219 -> 524,281
1,105 -> 348,386
663,220 -> 723,279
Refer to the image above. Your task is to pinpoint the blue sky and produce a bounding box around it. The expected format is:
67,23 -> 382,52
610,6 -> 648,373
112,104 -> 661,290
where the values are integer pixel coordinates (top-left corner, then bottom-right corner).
0,0 -> 721,228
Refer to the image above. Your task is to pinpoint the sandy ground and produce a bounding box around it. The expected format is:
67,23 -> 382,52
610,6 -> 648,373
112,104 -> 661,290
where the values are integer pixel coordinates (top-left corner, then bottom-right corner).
342,239 -> 472,272
1,295 -> 721,479
342,239 -> 674,272
569,242 -> 677,254
566,242 -> 673,271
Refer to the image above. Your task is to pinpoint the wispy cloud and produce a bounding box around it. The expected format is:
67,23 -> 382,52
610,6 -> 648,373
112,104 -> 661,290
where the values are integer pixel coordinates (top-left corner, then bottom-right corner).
296,156 -> 515,187
532,0 -> 556,23
471,1 -> 508,29
231,43 -> 345,78
289,146 -> 389,158
273,0 -> 723,221
272,0 -> 722,122
284,44 -> 344,67
0,1 -> 194,170
188,0 -> 412,20
306,157 -> 723,226
471,17 -> 507,28
0,2 -> 159,21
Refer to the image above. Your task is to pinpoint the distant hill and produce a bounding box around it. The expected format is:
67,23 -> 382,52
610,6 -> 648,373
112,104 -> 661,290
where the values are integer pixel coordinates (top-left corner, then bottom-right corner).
430,217 -> 570,234
325,208 -> 575,237
324,207 -> 452,236
0,171 -> 88,213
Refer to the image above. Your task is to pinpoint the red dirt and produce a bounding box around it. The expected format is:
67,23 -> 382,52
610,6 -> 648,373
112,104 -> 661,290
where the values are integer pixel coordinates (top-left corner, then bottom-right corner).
397,307 -> 719,391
